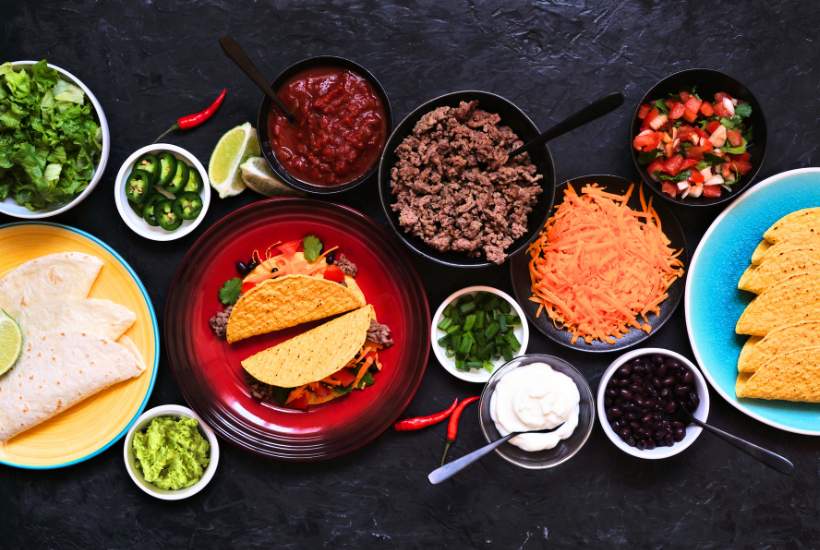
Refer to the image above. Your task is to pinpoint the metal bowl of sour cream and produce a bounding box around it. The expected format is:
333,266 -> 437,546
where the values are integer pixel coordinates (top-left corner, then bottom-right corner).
478,354 -> 595,469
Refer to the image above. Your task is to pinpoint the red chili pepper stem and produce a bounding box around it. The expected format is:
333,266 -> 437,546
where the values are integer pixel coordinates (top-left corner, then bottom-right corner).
152,88 -> 227,143
440,396 -> 480,466
393,398 -> 459,432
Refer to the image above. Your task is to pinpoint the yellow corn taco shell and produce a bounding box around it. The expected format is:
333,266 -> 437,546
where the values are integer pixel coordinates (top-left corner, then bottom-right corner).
241,305 -> 374,387
226,274 -> 366,343
751,239 -> 820,266
736,346 -> 820,403
737,251 -> 820,294
738,321 -> 820,373
762,207 -> 820,244
735,273 -> 820,336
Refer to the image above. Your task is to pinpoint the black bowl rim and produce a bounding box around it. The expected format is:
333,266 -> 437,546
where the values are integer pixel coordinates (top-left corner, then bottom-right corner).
377,89 -> 556,269
256,55 -> 393,196
629,67 -> 768,208
509,173 -> 689,353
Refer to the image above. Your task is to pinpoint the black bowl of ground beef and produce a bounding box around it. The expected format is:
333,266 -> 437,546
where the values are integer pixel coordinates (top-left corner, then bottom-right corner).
378,91 -> 555,268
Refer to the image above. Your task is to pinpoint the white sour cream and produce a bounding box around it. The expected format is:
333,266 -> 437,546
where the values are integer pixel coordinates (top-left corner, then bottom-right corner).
490,362 -> 579,452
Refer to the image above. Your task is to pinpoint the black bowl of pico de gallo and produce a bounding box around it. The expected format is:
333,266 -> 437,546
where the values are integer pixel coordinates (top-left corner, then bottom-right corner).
256,56 -> 392,195
630,68 -> 767,207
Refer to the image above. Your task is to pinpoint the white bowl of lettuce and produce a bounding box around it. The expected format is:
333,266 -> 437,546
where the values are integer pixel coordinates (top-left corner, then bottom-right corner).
0,60 -> 110,219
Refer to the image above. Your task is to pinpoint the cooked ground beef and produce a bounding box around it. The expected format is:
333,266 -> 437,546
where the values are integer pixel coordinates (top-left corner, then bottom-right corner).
366,319 -> 393,348
389,100 -> 542,264
334,253 -> 358,277
208,305 -> 233,339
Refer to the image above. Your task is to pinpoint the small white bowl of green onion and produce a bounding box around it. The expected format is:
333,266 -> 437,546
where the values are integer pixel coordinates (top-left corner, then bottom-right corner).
432,286 -> 529,383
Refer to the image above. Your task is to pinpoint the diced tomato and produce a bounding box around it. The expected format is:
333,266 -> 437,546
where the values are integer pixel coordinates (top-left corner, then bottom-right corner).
663,155 -> 684,175
713,94 -> 733,117
632,131 -> 661,152
668,101 -> 686,120
683,109 -> 698,123
684,96 -> 703,113
328,369 -> 356,386
735,152 -> 751,162
685,146 -> 703,160
638,104 -> 651,119
676,125 -> 697,143
721,163 -> 732,179
702,185 -> 723,198
727,129 -> 743,147
694,127 -> 709,139
241,281 -> 256,294
646,160 -> 665,180
648,113 -> 668,130
730,159 -> 753,175
706,120 -> 721,133
679,91 -> 691,102
681,158 -> 699,170
323,264 -> 346,283
641,107 -> 659,130
699,101 -> 714,117
690,170 -> 705,184
662,182 -> 679,197
274,239 -> 301,257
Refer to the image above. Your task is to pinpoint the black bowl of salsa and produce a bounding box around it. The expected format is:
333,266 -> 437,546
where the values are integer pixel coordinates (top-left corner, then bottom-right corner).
630,68 -> 767,208
257,56 -> 392,195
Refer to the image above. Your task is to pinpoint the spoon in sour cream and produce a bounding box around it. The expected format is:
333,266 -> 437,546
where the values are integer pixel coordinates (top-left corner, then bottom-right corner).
427,424 -> 565,485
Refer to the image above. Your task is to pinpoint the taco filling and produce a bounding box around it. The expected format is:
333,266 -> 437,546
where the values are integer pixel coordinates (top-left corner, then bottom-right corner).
242,307 -> 393,409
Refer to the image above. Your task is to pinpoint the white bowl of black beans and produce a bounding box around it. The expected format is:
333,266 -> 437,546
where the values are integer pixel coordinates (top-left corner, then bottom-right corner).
597,348 -> 709,459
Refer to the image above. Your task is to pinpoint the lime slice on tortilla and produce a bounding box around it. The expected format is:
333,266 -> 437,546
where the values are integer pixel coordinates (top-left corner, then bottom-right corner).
0,309 -> 22,375
208,122 -> 260,198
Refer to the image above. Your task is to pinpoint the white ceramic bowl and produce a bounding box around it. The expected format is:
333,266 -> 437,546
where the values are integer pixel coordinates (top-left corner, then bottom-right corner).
597,347 -> 710,460
431,285 -> 529,383
0,61 -> 110,219
114,143 -> 210,241
123,404 -> 219,501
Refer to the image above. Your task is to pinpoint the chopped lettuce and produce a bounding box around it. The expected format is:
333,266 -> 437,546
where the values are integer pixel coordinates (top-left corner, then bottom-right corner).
0,60 -> 101,210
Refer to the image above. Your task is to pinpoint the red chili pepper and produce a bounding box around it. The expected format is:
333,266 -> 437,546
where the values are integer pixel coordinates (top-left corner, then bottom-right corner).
154,88 -> 227,142
440,395 -> 480,465
393,398 -> 458,431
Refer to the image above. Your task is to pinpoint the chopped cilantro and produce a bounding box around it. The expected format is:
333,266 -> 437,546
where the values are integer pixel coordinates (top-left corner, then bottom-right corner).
302,234 -> 323,262
734,102 -> 752,118
218,277 -> 242,305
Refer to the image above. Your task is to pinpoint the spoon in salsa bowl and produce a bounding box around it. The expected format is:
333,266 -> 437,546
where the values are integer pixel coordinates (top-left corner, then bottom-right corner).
427,424 -> 565,484
218,36 -> 297,124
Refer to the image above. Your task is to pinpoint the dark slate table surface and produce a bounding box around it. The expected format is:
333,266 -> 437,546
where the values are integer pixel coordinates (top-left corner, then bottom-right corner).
2,1 -> 818,548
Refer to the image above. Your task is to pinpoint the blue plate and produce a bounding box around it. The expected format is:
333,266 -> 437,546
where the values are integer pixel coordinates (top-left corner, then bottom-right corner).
686,168 -> 820,435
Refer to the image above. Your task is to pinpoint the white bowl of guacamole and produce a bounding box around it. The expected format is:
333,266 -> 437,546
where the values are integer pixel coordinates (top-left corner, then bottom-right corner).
123,404 -> 219,501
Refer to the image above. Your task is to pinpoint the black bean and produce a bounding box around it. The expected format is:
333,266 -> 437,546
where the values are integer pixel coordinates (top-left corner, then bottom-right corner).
609,407 -> 622,418
683,370 -> 694,385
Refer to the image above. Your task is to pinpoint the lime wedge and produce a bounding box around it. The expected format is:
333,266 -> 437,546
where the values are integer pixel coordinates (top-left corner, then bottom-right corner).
0,309 -> 22,375
240,157 -> 301,197
208,122 -> 260,198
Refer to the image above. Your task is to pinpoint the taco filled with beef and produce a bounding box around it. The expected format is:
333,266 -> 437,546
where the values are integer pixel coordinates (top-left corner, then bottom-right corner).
242,305 -> 394,409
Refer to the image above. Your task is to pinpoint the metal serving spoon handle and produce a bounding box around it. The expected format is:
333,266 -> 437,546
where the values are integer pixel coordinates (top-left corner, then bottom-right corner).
427,425 -> 564,484
687,415 -> 794,475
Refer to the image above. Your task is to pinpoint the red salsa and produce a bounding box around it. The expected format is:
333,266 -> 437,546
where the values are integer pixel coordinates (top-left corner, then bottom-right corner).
269,66 -> 387,187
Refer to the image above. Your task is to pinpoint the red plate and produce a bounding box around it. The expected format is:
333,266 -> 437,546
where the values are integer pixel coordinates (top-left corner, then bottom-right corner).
165,199 -> 430,461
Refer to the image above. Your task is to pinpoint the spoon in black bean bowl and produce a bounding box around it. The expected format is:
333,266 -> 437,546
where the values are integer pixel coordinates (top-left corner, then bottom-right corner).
674,407 -> 794,475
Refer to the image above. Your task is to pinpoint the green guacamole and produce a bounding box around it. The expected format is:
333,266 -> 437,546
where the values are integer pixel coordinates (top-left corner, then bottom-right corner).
132,416 -> 210,491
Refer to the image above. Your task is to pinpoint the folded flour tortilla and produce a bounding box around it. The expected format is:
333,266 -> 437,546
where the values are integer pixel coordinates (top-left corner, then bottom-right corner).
13,299 -> 136,341
0,331 -> 145,441
0,252 -> 103,318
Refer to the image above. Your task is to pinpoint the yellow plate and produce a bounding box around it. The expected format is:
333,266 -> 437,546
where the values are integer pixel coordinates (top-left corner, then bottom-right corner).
0,222 -> 158,469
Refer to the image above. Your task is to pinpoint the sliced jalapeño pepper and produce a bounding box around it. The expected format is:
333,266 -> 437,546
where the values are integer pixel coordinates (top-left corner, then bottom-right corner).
158,152 -> 177,186
174,192 -> 203,220
134,154 -> 160,184
141,194 -> 164,226
156,199 -> 183,231
166,159 -> 189,194
183,168 -> 203,193
125,169 -> 153,204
